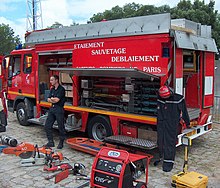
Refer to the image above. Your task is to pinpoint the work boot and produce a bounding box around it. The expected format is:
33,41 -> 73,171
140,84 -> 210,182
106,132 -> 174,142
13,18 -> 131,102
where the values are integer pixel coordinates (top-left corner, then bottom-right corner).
163,162 -> 174,172
44,141 -> 55,148
57,140 -> 64,149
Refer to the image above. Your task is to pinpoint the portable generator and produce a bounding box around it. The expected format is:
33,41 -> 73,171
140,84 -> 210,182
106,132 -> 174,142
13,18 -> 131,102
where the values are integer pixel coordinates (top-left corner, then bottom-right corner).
171,137 -> 208,188
90,147 -> 152,188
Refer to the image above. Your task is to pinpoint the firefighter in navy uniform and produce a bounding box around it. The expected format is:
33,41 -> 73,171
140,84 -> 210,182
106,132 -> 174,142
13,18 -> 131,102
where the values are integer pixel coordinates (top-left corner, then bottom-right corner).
44,75 -> 66,149
156,85 -> 190,172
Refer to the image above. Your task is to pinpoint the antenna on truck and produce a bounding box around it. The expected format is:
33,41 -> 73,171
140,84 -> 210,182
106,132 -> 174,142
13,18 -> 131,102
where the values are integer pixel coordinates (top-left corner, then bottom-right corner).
26,0 -> 43,31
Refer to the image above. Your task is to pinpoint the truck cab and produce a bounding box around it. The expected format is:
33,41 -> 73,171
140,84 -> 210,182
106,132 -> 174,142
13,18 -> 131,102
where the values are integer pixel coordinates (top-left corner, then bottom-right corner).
5,48 -> 36,125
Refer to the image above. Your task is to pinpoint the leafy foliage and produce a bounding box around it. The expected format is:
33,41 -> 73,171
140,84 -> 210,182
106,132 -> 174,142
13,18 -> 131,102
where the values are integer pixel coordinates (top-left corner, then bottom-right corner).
48,22 -> 64,29
171,0 -> 220,48
90,1 -> 220,50
1,1 -> 219,55
90,3 -> 171,22
0,23 -> 21,55
48,21 -> 79,28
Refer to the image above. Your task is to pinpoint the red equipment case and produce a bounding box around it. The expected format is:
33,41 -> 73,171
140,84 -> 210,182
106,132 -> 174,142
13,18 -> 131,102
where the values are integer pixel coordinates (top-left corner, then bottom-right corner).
90,147 -> 152,188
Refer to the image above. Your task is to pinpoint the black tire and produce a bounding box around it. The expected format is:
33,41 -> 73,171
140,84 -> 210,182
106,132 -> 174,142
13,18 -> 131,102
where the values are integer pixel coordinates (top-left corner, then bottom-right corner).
16,102 -> 29,126
135,182 -> 147,188
87,115 -> 113,141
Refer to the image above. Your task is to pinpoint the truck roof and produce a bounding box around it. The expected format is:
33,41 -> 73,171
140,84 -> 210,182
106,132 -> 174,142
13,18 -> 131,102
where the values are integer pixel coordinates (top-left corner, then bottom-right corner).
25,13 -> 170,45
25,13 -> 217,53
11,48 -> 35,54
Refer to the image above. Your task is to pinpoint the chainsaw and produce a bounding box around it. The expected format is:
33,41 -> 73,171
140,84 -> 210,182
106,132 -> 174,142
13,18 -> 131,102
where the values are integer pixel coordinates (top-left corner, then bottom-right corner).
20,150 -> 64,167
2,142 -> 53,159
2,142 -> 64,167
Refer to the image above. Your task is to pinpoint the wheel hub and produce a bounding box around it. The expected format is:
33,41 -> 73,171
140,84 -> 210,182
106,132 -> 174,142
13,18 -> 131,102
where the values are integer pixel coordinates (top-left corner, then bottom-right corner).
92,123 -> 107,141
18,108 -> 25,121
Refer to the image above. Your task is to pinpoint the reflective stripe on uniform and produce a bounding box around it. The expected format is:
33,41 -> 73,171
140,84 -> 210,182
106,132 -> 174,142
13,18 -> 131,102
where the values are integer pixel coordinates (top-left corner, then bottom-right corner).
163,159 -> 174,163
157,97 -> 184,104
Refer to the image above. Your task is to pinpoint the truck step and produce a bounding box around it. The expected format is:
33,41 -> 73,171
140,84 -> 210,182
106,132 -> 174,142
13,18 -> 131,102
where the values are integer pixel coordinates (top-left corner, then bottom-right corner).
105,135 -> 157,150
27,118 -> 44,125
28,118 -> 81,132
52,124 -> 81,132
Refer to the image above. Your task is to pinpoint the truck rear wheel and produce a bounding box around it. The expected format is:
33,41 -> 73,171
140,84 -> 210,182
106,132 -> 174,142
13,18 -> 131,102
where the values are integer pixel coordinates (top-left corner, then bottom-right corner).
16,102 -> 29,126
87,115 -> 113,142
135,182 -> 147,188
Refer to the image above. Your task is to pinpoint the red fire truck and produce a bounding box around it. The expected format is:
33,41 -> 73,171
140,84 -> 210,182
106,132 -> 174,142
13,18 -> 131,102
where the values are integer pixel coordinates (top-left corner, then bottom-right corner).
0,13 -> 217,149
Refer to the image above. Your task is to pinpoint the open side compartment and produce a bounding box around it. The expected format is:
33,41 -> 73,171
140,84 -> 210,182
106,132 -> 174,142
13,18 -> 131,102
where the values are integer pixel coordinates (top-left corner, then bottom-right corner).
38,52 -> 73,105
50,68 -> 161,116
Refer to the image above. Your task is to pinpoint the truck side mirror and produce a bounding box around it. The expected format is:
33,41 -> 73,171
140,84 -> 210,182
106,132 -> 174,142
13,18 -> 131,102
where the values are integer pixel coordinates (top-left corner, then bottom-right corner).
8,79 -> 12,87
8,65 -> 13,87
3,59 -> 6,69
8,65 -> 13,79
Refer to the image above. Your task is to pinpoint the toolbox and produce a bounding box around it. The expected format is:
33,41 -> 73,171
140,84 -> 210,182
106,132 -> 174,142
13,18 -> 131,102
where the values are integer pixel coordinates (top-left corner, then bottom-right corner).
172,171 -> 208,188
171,136 -> 208,188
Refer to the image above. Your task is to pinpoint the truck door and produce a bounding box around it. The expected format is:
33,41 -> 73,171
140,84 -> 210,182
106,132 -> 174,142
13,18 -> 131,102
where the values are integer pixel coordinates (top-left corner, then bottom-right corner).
202,52 -> 214,108
7,55 -> 22,100
21,54 -> 35,97
0,56 -> 6,91
0,55 -> 10,91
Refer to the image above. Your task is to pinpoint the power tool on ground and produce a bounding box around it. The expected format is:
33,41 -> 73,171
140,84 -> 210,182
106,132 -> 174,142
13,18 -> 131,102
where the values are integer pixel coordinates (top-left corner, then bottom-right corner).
0,135 -> 18,147
20,148 -> 64,167
2,142 -> 52,158
45,162 -> 87,184
90,147 -> 152,188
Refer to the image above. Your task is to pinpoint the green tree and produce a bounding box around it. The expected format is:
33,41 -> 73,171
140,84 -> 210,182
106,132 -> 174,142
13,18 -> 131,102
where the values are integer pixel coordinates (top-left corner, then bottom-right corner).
171,0 -> 220,51
0,23 -> 21,55
136,5 -> 159,16
70,21 -> 79,26
213,13 -> 220,52
89,1 -> 220,50
123,3 -> 142,18
90,3 -> 170,22
48,22 -> 63,29
90,5 -> 124,22
171,0 -> 217,25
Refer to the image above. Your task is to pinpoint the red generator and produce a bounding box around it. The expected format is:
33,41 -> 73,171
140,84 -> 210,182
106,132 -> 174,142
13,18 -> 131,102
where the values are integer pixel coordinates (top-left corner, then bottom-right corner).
90,147 -> 152,188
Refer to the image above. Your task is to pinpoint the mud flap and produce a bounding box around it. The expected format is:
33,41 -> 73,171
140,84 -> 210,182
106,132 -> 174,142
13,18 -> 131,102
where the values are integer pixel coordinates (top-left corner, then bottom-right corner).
24,98 -> 34,118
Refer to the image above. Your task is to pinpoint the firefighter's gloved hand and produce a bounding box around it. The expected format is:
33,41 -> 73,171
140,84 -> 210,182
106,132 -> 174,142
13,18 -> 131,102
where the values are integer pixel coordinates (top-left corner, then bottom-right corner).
186,123 -> 191,128
180,118 -> 191,129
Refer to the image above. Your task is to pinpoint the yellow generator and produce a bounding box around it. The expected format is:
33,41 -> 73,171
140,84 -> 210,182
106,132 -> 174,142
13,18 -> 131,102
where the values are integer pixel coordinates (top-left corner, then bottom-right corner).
171,137 -> 208,188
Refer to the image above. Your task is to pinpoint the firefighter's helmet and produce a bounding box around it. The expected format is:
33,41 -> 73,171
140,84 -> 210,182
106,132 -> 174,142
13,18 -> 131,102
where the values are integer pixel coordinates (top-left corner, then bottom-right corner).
158,85 -> 171,98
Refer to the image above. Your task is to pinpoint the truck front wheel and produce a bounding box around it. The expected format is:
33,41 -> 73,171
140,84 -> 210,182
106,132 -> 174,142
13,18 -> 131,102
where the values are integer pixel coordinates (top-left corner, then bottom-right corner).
87,115 -> 113,142
16,102 -> 29,126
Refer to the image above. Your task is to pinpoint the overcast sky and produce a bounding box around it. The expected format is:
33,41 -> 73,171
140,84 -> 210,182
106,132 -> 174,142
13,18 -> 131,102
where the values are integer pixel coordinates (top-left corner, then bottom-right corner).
0,0 -> 219,42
